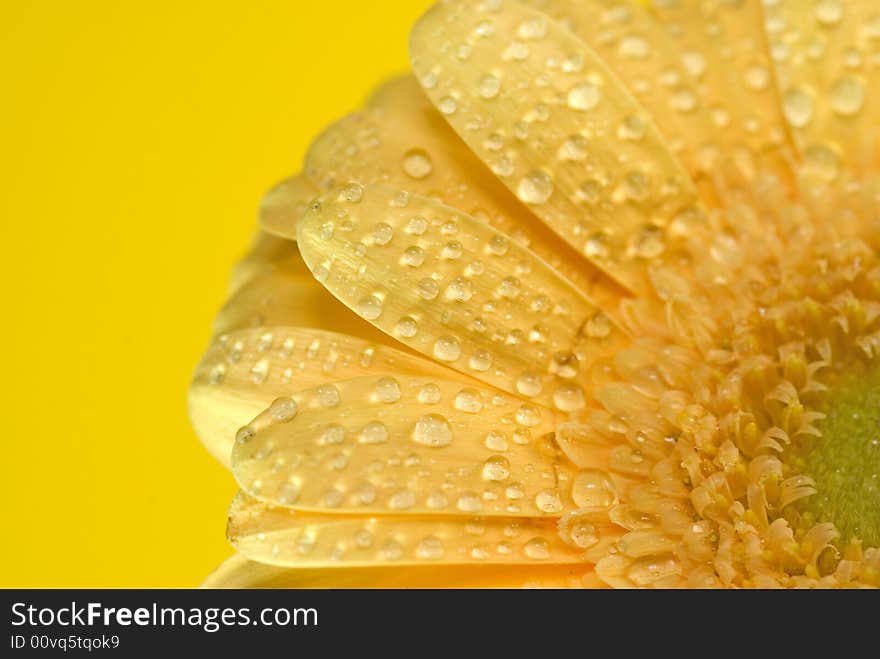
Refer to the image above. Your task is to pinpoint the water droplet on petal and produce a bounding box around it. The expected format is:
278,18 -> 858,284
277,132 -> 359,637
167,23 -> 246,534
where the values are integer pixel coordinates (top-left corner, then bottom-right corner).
356,294 -> 384,320
571,469 -> 618,508
478,73 -> 501,99
413,413 -> 453,447
535,489 -> 564,513
829,75 -> 864,116
517,170 -> 554,204
482,455 -> 511,481
433,335 -> 461,361
568,83 -> 601,111
269,397 -> 298,422
401,148 -> 433,179
783,87 -> 814,127
524,537 -> 551,560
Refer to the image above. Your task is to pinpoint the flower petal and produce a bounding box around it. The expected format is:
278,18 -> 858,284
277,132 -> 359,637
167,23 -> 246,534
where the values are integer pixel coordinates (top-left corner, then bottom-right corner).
765,0 -> 880,181
258,174 -> 319,239
213,244 -> 388,344
189,327 -> 453,466
232,375 -> 575,518
201,553 -> 594,588
305,74 -> 625,306
296,182 -> 627,409
227,232 -> 297,295
410,0 -> 703,294
228,491 -> 585,566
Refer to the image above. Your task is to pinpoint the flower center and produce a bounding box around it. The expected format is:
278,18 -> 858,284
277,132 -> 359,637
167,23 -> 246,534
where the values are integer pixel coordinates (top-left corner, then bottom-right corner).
790,361 -> 880,547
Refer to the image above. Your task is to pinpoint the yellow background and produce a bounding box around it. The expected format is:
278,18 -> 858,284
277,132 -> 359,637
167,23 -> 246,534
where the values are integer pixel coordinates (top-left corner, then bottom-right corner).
1,0 -> 433,587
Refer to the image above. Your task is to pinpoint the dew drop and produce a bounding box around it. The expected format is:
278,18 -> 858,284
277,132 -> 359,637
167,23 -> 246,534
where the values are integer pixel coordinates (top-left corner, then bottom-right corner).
516,405 -> 540,427
571,469 -> 618,509
406,216 -> 428,235
553,383 -> 586,412
524,537 -> 551,560
568,82 -> 601,111
485,430 -> 508,451
413,413 -> 453,447
454,388 -> 483,413
319,423 -> 345,445
478,73 -> 502,99
438,96 -> 458,115
418,383 -> 441,404
380,541 -> 403,561
356,294 -> 383,320
783,87 -> 814,127
829,75 -> 864,116
482,455 -> 511,481
416,536 -> 445,560
433,335 -> 461,362
558,135 -> 588,161
670,87 -> 697,113
316,384 -> 341,408
400,245 -> 426,268
617,115 -> 646,141
535,489 -> 564,514
630,224 -> 666,258
744,65 -> 769,91
388,489 -> 416,510
469,349 -> 492,372
395,316 -> 418,338
517,170 -> 554,204
418,278 -> 439,300
584,311 -> 612,339
359,420 -> 388,445
269,397 -> 298,422
402,148 -> 434,179
516,373 -> 543,397
339,182 -> 363,203
456,492 -> 483,512
277,480 -> 301,505
372,222 -> 393,245
426,491 -> 448,510
815,0 -> 843,25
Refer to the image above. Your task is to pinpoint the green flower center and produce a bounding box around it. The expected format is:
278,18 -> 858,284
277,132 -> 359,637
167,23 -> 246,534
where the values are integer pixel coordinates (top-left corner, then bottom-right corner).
792,362 -> 880,548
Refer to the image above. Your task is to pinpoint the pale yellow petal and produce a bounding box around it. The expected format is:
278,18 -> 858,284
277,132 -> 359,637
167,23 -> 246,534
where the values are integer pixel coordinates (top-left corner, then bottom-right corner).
232,375 -> 575,518
258,174 -> 319,239
765,0 -> 880,180
410,0 -> 703,294
201,553 -> 594,588
296,182 -> 627,410
229,492 -> 587,566
189,327 -> 454,466
227,231 -> 296,295
213,245 -> 388,344
306,74 -> 625,306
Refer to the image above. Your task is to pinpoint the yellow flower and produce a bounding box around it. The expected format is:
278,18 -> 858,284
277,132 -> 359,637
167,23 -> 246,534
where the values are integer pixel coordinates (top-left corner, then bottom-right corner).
191,0 -> 880,588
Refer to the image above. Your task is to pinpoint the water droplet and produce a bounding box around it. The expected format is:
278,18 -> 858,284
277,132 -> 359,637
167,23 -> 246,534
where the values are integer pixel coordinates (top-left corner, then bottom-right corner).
469,349 -> 492,372
339,182 -> 363,203
516,405 -> 540,427
413,413 -> 453,447
400,245 -> 425,267
502,40 -> 530,61
553,383 -> 586,412
438,96 -> 458,115
524,537 -> 551,560
277,480 -> 301,505
416,536 -> 445,560
406,216 -> 428,235
783,87 -> 814,127
671,87 -> 697,113
516,372 -> 543,397
319,423 -> 345,445
433,335 -> 461,361
568,82 -> 601,111
372,222 -> 393,245
426,491 -> 448,510
354,529 -> 373,549
356,294 -> 383,320
388,489 -> 416,510
418,383 -> 441,404
558,135 -> 587,161
829,75 -> 864,116
619,35 -> 649,58
358,420 -> 388,444
269,397 -> 298,422
454,388 -> 483,413
441,241 -> 463,259
815,0 -> 843,25
505,482 -> 524,500
418,278 -> 439,300
535,489 -> 564,513
482,455 -> 511,481
630,224 -> 666,258
803,143 -> 840,182
478,73 -> 501,99
571,469 -> 617,508
380,541 -> 403,560
584,311 -> 612,339
484,430 -> 508,451
617,115 -> 646,140
395,316 -> 418,338
456,492 -> 483,512
444,277 -> 473,302
517,170 -> 554,204
323,488 -> 343,508
517,16 -> 547,40
744,65 -> 769,91
578,181 -> 602,206
316,384 -> 341,408
402,148 -> 433,179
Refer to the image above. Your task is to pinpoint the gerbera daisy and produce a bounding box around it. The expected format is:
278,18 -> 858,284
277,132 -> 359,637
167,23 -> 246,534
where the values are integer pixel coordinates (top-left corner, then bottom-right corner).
191,0 -> 880,588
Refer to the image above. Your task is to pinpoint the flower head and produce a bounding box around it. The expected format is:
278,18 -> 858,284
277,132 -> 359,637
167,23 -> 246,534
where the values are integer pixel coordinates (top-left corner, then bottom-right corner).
192,0 -> 880,588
